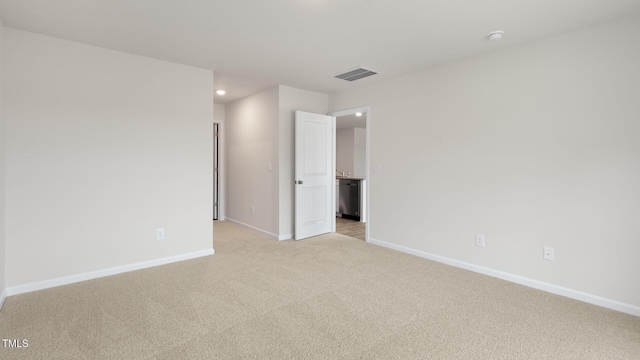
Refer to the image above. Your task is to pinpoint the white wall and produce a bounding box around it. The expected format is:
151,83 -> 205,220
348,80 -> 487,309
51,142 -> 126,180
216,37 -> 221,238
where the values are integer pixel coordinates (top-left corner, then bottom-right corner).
4,29 -> 214,288
214,103 -> 225,123
353,128 -> 365,178
329,15 -> 640,310
0,22 -> 6,302
225,87 -> 280,236
336,128 -> 354,175
278,86 -> 328,238
336,127 -> 366,178
224,85 -> 327,238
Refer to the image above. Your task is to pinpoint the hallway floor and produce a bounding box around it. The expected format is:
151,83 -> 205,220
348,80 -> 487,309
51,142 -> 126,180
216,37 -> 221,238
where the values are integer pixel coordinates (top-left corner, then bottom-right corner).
335,216 -> 365,241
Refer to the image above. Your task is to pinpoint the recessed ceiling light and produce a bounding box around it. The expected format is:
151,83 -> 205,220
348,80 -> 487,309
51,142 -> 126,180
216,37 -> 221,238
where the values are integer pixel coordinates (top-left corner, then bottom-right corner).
355,112 -> 362,117
216,90 -> 226,95
487,31 -> 504,41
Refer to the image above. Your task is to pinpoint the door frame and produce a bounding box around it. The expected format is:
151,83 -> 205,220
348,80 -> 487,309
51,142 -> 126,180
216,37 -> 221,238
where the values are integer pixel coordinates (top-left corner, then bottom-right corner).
213,121 -> 225,221
329,106 -> 370,241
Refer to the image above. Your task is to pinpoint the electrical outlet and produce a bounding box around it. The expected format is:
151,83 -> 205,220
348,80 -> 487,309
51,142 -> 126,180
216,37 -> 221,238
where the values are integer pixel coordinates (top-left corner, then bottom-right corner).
543,247 -> 554,261
251,205 -> 255,215
475,234 -> 485,248
156,228 -> 165,240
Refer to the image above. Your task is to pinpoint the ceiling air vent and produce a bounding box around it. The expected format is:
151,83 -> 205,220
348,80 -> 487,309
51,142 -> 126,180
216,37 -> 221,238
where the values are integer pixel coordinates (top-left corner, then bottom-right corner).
334,67 -> 378,82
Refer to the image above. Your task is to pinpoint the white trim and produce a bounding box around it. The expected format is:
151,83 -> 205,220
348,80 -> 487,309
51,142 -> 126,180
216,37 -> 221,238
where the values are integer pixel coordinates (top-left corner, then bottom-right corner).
330,106 -> 369,118
0,288 -> 7,310
215,121 -> 226,221
364,108 -> 371,242
6,248 -> 214,297
368,237 -> 640,317
278,233 -> 293,241
332,116 -> 336,234
224,218 -> 281,240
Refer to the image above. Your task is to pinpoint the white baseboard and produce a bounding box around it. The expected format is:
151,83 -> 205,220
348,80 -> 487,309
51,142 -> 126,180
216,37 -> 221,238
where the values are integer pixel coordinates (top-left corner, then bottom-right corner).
221,218 -> 293,240
368,237 -> 640,317
6,248 -> 215,297
0,288 -> 7,311
224,217 -> 282,240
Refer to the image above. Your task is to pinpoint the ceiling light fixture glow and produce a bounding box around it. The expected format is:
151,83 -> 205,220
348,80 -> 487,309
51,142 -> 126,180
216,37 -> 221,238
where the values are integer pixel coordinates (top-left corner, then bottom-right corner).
487,31 -> 504,41
355,112 -> 363,117
216,90 -> 226,95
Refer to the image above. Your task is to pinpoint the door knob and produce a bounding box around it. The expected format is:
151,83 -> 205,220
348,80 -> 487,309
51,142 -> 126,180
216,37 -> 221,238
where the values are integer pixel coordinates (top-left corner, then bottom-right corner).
297,180 -> 304,184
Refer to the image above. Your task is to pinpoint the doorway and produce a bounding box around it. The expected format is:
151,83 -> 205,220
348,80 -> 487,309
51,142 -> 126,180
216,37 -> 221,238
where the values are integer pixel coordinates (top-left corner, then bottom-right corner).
213,122 -> 222,220
330,107 -> 370,242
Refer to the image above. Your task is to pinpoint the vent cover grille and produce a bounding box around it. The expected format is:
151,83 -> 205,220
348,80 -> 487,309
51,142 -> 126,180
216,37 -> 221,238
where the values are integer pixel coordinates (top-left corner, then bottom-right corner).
335,67 -> 377,81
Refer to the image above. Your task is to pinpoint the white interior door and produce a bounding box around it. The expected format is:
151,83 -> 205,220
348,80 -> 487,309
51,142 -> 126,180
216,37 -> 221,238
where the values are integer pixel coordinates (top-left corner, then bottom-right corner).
295,111 -> 335,240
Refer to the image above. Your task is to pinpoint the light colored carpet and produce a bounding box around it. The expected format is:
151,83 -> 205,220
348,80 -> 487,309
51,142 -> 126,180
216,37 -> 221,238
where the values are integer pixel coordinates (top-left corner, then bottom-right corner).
1,221 -> 639,359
